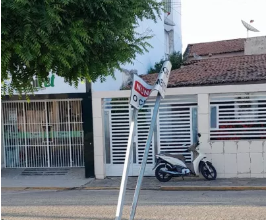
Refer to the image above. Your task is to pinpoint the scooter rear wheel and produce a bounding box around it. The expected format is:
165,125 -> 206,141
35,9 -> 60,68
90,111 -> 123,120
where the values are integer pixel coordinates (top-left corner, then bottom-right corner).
155,164 -> 173,182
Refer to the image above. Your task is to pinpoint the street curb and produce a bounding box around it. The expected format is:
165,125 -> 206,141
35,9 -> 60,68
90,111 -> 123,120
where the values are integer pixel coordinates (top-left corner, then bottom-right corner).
1,187 -> 120,191
2,186 -> 266,191
1,187 -> 75,191
81,187 -> 121,190
160,186 -> 266,191
1,187 -> 158,191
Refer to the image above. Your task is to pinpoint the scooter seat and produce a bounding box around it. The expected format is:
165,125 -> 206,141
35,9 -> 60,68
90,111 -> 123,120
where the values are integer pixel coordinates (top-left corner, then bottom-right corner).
163,153 -> 186,162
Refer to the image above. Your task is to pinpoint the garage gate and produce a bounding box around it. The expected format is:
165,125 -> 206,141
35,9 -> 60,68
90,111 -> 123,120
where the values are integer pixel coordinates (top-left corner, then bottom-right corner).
103,95 -> 198,176
2,99 -> 84,168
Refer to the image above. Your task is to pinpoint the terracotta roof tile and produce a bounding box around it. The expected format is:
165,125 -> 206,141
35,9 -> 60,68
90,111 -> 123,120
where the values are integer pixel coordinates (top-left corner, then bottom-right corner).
140,54 -> 265,88
186,38 -> 245,57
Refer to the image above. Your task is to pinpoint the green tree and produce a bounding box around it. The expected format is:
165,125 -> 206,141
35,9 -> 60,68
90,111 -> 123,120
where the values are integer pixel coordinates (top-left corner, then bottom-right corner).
2,0 -> 163,95
148,51 -> 182,74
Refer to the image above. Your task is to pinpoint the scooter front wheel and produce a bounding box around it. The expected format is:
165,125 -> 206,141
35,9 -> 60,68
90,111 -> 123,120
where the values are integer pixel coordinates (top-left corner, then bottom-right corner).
201,162 -> 217,180
155,164 -> 173,182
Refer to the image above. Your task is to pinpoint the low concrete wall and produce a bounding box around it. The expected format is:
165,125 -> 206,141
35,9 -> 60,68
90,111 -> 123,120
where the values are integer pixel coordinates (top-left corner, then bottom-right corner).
203,140 -> 266,178
244,36 -> 266,55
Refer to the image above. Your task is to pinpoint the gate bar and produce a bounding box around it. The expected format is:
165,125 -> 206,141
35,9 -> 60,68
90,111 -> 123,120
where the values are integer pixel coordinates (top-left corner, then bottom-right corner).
115,109 -> 138,220
45,101 -> 50,167
22,102 -> 28,167
67,100 -> 73,167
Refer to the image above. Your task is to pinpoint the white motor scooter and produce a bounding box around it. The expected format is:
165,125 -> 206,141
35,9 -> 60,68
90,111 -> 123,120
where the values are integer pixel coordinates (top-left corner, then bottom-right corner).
153,133 -> 217,182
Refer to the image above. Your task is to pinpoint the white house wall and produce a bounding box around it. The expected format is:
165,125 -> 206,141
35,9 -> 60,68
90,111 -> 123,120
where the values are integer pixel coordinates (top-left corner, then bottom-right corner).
171,3 -> 182,53
92,1 -> 183,92
92,83 -> 266,179
92,17 -> 166,92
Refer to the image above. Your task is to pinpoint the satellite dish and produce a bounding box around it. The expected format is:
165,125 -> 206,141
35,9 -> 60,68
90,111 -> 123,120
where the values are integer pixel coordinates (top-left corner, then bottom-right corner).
241,20 -> 259,37
241,20 -> 259,32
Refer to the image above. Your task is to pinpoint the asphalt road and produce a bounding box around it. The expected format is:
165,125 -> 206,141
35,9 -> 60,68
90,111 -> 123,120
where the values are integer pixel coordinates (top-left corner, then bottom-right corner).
1,189 -> 266,220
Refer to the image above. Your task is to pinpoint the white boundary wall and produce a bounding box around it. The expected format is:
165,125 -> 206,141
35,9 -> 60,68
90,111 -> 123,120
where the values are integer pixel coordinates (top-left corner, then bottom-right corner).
92,83 -> 266,179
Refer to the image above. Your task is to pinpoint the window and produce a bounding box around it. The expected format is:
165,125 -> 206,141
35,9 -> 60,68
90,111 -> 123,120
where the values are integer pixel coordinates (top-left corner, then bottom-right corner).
164,0 -> 172,13
210,93 -> 266,140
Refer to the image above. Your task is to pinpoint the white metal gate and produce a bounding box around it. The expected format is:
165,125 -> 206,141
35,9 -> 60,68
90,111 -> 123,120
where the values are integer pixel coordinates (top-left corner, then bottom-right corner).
2,99 -> 84,168
103,95 -> 197,176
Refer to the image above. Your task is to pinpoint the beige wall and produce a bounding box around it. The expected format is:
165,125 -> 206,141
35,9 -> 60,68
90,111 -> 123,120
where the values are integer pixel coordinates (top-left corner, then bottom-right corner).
244,36 -> 266,55
92,83 -> 266,179
92,98 -> 106,179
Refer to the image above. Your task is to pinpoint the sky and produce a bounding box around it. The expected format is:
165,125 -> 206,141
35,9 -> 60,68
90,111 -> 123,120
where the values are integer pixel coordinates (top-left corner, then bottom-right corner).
180,0 -> 266,52
92,0 -> 267,91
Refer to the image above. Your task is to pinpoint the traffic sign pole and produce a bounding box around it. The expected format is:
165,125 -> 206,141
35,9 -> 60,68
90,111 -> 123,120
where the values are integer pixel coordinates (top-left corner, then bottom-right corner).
114,61 -> 172,220
115,109 -> 138,220
129,94 -> 161,220
129,61 -> 172,220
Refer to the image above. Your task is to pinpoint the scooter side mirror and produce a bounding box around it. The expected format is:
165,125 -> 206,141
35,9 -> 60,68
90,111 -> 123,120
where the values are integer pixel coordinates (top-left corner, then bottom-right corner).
198,133 -> 201,137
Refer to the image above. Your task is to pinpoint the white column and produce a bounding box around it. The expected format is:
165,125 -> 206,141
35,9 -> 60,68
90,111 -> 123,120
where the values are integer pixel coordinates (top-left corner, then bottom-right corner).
1,137 -> 5,169
197,94 -> 211,152
92,98 -> 106,179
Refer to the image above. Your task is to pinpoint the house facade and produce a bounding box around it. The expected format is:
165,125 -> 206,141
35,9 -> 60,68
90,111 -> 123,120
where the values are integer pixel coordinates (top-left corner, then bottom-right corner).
92,37 -> 266,179
1,77 -> 95,178
1,0 -> 183,178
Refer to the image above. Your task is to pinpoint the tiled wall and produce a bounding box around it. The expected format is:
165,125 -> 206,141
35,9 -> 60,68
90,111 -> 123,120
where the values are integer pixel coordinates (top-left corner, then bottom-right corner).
204,141 -> 265,178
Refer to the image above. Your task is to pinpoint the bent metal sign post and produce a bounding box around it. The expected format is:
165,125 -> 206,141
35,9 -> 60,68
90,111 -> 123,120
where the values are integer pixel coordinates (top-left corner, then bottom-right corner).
129,74 -> 153,109
130,61 -> 171,109
115,61 -> 172,220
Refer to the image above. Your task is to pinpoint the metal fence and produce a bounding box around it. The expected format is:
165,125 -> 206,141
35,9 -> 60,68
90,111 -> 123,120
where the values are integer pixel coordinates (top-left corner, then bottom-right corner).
2,99 -> 84,168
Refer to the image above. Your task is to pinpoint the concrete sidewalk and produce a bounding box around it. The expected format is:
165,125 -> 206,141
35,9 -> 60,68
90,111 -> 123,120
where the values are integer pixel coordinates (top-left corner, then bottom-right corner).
1,168 -> 266,191
1,168 -> 92,188
83,176 -> 266,191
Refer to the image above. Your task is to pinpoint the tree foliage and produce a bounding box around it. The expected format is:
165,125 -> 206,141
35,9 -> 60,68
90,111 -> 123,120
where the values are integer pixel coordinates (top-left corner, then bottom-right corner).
1,0 -> 163,95
147,51 -> 183,74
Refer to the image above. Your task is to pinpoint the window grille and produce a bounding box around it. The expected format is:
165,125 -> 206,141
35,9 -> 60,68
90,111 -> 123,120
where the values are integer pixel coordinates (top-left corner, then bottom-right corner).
2,99 -> 84,168
210,92 -> 266,140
